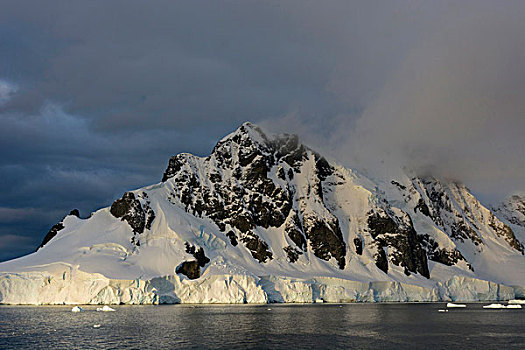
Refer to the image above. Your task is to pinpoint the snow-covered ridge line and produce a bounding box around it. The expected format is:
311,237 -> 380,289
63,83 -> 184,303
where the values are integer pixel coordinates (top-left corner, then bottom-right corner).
0,121 -> 524,304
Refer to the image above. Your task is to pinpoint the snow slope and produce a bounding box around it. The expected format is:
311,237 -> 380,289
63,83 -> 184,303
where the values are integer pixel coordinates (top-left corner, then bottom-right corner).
1,122 -> 524,304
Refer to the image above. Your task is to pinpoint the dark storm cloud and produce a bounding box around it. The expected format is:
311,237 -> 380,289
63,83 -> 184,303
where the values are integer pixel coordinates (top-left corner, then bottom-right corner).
0,0 -> 523,260
266,1 -> 525,204
1,0 -> 346,130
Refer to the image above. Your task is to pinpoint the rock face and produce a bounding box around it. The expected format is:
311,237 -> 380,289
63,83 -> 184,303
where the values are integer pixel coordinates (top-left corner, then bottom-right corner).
367,211 -> 429,278
175,243 -> 211,279
36,209 -> 80,251
110,191 -> 155,245
2,122 -> 525,305
37,222 -> 65,251
389,176 -> 524,257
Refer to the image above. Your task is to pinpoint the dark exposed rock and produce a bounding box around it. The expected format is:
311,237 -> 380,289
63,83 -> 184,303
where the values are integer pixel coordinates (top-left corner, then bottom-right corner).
145,205 -> 155,230
277,167 -> 286,181
273,134 -> 308,171
418,234 -> 470,268
184,242 -> 210,267
162,155 -> 186,182
176,261 -> 200,279
314,154 -> 333,181
37,208 -> 83,251
391,180 -> 406,191
488,214 -> 524,254
241,232 -> 273,263
285,211 -> 307,251
209,172 -> 222,183
367,211 -> 430,278
414,198 -> 430,217
354,237 -> 363,255
367,213 -> 398,240
283,246 -> 302,263
226,230 -> 238,246
375,246 -> 389,274
450,222 -> 482,245
110,192 -> 145,234
303,215 -> 346,269
37,222 -> 65,251
194,248 -> 210,267
110,192 -> 155,239
230,214 -> 253,233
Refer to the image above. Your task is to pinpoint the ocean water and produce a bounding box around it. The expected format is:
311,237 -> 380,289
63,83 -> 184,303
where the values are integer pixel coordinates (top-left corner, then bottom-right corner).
0,303 -> 523,349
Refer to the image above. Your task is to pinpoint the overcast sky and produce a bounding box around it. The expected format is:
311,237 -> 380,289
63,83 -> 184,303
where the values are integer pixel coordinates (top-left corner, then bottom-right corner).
1,1 -> 524,261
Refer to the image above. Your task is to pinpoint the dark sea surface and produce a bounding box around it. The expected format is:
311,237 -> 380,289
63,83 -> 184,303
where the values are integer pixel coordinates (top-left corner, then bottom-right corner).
0,303 -> 523,349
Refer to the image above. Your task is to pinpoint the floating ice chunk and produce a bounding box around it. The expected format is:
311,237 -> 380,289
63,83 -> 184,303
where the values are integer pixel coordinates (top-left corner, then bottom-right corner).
483,303 -> 506,309
438,309 -> 448,312
93,324 -> 101,328
483,303 -> 522,309
508,299 -> 525,304
71,306 -> 83,312
315,298 -> 324,303
446,303 -> 466,308
96,305 -> 116,312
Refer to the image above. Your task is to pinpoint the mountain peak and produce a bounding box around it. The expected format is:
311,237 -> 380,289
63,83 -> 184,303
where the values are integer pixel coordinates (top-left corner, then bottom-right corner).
217,121 -> 270,146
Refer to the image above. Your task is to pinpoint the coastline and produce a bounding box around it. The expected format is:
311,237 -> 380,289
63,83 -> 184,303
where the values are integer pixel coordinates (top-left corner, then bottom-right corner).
1,269 -> 521,305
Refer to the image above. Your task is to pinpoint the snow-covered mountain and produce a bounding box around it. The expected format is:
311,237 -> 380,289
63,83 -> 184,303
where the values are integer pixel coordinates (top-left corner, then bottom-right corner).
1,122 -> 524,304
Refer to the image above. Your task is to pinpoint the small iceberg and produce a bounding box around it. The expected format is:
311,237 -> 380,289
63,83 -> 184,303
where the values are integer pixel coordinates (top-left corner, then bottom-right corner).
71,306 -> 83,313
96,305 -> 116,312
438,309 -> 449,313
483,303 -> 506,309
93,324 -> 101,328
446,303 -> 466,308
508,299 -> 525,305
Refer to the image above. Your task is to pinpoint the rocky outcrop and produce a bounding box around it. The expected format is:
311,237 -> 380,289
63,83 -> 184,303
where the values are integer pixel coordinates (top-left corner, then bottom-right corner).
241,232 -> 273,263
283,246 -> 302,263
303,214 -> 346,269
36,209 -> 80,251
418,234 -> 471,269
37,222 -> 65,251
488,213 -> 524,254
176,261 -> 201,279
367,210 -> 430,278
184,242 -> 210,267
110,191 -> 155,245
175,243 -> 211,280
